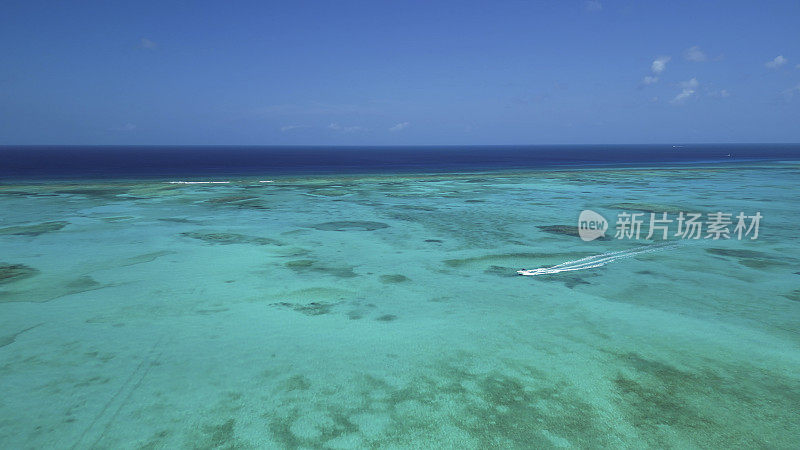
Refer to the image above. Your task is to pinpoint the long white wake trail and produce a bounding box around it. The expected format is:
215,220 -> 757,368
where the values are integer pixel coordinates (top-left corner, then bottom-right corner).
517,242 -> 678,276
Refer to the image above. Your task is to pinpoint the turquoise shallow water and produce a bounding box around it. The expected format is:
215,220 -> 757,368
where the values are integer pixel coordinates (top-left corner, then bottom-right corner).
1,162 -> 799,448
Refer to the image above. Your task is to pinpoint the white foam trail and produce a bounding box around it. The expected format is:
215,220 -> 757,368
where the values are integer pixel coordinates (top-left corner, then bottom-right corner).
168,181 -> 230,184
259,180 -> 274,183
517,242 -> 678,276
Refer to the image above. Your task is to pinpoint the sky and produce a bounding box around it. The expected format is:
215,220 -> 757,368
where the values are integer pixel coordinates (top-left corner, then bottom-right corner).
1,0 -> 799,145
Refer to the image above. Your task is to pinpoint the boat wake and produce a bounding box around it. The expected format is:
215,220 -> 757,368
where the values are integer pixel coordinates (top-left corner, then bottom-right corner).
517,242 -> 678,276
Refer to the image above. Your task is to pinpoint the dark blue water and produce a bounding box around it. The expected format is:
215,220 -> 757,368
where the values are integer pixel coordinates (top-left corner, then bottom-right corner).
1,144 -> 799,179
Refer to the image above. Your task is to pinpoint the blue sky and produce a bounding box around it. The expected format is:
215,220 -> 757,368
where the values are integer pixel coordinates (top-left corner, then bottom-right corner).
1,0 -> 799,145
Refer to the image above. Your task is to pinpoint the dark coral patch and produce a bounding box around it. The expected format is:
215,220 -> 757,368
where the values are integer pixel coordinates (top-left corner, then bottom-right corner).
0,263 -> 39,284
272,301 -> 339,316
0,273 -> 103,303
738,259 -> 788,269
537,224 -> 610,240
310,221 -> 389,231
483,266 -> 518,278
535,272 -> 599,289
606,202 -> 695,215
705,248 -> 788,269
608,353 -> 719,444
206,195 -> 259,204
0,190 -> 60,198
705,248 -> 771,259
380,274 -> 409,283
65,276 -> 101,291
782,290 -> 800,302
158,217 -> 197,223
286,259 -> 314,269
285,259 -> 357,278
201,418 -> 237,448
396,205 -> 437,212
537,225 -> 580,237
205,195 -> 268,209
0,324 -> 41,348
284,375 -> 312,391
181,231 -> 282,246
0,221 -> 68,236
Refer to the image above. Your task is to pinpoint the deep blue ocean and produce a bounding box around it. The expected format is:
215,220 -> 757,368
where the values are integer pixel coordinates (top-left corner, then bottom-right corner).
1,144 -> 799,179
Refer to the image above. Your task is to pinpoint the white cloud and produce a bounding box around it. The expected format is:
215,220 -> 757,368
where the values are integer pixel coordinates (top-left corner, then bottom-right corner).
111,123 -> 137,131
389,122 -> 410,132
765,55 -> 787,69
671,78 -> 698,104
641,76 -> 659,85
681,78 -> 699,89
671,90 -> 694,104
328,123 -> 364,132
783,84 -> 800,99
140,38 -> 157,49
684,46 -> 707,62
280,125 -> 307,132
651,56 -> 671,74
583,1 -> 602,12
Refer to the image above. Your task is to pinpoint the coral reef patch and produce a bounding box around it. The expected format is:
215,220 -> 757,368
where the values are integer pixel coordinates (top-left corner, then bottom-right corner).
181,231 -> 283,246
0,221 -> 68,236
310,221 -> 389,231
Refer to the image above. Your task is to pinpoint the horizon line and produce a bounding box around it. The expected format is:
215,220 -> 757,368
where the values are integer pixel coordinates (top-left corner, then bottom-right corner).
2,142 -> 800,148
